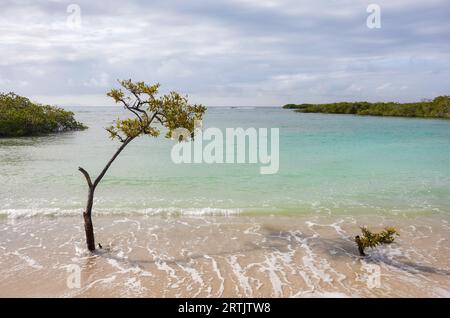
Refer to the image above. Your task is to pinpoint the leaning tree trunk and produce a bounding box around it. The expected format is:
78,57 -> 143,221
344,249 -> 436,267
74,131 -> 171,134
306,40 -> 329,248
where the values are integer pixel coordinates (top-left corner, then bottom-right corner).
79,167 -> 96,251
79,137 -> 134,252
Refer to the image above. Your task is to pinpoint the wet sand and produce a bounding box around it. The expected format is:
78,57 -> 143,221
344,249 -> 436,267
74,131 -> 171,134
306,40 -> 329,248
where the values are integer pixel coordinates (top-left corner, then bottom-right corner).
0,214 -> 449,297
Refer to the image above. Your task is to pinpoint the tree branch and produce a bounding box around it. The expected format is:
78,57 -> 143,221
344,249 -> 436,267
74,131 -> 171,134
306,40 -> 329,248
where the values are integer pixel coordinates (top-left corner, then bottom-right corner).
154,114 -> 165,125
116,133 -> 126,143
117,98 -> 129,109
118,98 -> 143,123
78,167 -> 93,188
149,112 -> 160,124
131,99 -> 140,109
131,91 -> 142,105
93,137 -> 134,189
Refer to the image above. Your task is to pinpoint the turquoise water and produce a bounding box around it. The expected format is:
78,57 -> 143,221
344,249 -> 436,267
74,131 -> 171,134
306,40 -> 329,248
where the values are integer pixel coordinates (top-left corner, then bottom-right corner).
1,107 -> 450,217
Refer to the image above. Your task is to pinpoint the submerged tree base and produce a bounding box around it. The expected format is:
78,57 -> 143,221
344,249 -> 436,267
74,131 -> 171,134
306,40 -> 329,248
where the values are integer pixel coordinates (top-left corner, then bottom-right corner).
0,92 -> 87,137
355,226 -> 399,256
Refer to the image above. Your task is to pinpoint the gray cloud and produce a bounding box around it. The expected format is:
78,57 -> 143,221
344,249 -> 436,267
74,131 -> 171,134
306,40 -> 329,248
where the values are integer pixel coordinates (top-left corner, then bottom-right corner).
0,0 -> 449,106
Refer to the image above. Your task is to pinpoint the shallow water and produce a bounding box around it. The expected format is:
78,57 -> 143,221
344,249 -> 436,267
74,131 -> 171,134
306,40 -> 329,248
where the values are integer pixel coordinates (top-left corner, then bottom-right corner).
0,215 -> 449,297
1,107 -> 450,297
1,107 -> 450,218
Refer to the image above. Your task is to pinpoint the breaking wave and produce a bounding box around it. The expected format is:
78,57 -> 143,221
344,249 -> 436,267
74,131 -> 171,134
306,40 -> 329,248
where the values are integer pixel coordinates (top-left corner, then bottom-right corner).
0,207 -> 242,219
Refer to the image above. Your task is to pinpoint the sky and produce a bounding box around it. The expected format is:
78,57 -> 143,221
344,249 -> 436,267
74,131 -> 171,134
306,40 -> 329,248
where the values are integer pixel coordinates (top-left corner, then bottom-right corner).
0,0 -> 449,107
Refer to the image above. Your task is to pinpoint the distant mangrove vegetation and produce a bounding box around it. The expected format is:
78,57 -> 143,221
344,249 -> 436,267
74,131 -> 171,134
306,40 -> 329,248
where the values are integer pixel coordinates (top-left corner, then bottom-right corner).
283,96 -> 450,119
0,92 -> 86,137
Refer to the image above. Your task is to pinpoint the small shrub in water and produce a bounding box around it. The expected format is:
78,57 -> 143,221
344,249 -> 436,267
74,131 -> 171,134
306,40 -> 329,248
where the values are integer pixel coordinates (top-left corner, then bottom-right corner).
355,226 -> 399,256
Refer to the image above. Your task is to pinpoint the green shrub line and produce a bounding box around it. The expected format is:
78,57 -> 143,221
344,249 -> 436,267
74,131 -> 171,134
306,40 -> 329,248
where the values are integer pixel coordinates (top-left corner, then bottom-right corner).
283,96 -> 450,119
0,92 -> 87,137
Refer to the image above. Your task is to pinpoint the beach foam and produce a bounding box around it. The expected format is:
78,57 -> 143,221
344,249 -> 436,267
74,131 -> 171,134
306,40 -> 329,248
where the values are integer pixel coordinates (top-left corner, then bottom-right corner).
1,214 -> 449,297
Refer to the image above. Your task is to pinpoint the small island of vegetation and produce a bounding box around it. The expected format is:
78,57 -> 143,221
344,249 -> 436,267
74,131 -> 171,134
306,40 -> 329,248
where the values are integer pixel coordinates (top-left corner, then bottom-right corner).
0,92 -> 86,137
283,96 -> 450,119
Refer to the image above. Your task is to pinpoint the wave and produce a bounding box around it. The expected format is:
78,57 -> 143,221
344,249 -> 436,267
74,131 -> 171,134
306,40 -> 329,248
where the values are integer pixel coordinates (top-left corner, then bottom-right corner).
0,207 -> 242,219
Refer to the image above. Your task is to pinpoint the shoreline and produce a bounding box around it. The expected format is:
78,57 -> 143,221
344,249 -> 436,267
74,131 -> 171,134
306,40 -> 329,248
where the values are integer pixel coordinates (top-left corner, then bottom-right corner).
282,96 -> 450,119
1,214 -> 449,297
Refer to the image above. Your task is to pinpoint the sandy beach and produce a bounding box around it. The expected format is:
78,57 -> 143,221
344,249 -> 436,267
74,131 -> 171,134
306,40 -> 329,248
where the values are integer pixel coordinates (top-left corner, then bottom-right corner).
1,214 -> 449,298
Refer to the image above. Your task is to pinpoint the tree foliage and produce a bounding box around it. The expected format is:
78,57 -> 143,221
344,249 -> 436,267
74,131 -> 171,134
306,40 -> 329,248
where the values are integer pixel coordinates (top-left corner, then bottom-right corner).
283,96 -> 450,119
105,79 -> 206,143
355,226 -> 399,256
0,92 -> 86,137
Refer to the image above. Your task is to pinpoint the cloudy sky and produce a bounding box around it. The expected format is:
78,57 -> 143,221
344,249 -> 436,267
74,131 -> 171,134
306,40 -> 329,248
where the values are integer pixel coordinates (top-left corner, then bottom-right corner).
0,0 -> 449,106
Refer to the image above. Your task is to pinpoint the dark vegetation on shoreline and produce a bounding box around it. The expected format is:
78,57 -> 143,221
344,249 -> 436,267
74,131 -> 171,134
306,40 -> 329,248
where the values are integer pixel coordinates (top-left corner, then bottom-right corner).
283,96 -> 450,119
0,92 -> 87,137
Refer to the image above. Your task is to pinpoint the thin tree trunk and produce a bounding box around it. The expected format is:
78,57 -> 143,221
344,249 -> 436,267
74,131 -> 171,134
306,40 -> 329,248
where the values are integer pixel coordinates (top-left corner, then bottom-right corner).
78,137 -> 134,251
355,236 -> 366,256
79,167 -> 96,251
93,138 -> 133,188
83,186 -> 95,251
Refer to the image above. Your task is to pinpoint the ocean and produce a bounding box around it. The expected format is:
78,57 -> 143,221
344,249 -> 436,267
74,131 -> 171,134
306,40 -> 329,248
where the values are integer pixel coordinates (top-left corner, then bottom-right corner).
1,106 -> 449,218
1,106 -> 450,297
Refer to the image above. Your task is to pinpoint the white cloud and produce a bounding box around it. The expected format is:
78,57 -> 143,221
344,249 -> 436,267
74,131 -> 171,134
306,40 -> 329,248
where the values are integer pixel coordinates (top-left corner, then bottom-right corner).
0,0 -> 449,106
31,94 -> 111,107
376,82 -> 392,91
84,72 -> 109,88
